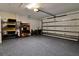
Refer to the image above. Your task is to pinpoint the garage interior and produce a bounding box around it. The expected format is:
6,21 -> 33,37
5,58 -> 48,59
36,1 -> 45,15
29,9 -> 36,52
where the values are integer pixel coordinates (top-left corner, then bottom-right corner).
0,3 -> 79,56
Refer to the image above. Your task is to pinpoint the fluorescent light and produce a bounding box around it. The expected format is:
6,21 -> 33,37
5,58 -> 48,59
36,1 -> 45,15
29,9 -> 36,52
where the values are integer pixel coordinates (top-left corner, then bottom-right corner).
26,3 -> 40,9
34,8 -> 39,12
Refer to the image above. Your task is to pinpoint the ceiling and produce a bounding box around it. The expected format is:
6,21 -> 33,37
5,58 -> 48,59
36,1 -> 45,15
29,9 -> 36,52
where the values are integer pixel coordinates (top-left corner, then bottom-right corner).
0,3 -> 79,19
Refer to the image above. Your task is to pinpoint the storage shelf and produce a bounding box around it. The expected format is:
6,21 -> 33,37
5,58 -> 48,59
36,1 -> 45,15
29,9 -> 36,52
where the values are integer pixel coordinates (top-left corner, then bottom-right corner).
2,19 -> 16,36
3,20 -> 16,23
2,21 -> 16,26
3,30 -> 16,31
3,29 -> 16,31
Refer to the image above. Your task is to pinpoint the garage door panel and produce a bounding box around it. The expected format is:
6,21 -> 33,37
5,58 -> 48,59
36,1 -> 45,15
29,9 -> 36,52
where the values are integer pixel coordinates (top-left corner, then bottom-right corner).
65,27 -> 79,31
43,23 -> 48,26
65,32 -> 78,36
47,22 -> 55,25
47,31 -> 56,33
42,15 -> 79,40
47,27 -> 56,30
55,31 -> 65,35
55,27 -> 65,30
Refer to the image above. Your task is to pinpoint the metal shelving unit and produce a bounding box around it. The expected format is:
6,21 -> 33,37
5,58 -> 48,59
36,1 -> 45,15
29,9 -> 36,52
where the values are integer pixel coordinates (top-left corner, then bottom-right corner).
2,19 -> 17,39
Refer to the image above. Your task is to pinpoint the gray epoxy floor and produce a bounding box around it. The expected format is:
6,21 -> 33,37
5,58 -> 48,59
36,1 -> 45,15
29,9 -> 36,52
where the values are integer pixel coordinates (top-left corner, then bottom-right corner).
0,36 -> 79,56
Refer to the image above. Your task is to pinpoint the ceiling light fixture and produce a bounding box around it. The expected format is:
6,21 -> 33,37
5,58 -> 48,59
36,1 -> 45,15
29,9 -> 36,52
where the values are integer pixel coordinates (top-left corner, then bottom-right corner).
26,3 -> 56,17
26,3 -> 40,9
34,8 -> 39,12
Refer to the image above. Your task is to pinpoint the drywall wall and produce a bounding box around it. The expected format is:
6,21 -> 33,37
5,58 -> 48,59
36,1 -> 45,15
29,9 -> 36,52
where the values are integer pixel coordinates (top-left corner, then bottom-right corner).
0,11 -> 16,19
0,11 -> 41,30
42,11 -> 79,41
16,15 -> 41,30
0,11 -> 41,43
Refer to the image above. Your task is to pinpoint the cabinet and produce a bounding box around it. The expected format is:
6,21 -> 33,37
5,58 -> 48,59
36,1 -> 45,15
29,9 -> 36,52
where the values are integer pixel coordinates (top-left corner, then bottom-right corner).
20,23 -> 30,37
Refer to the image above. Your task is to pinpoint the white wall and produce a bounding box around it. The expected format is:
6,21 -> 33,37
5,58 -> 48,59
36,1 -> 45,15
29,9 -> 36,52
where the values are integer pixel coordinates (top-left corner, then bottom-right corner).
16,15 -> 41,30
0,11 -> 41,30
0,11 -> 41,43
0,11 -> 16,19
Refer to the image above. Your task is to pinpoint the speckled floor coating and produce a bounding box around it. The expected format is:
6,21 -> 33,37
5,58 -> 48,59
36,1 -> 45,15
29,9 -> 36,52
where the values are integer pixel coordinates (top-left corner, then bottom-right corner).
0,36 -> 79,56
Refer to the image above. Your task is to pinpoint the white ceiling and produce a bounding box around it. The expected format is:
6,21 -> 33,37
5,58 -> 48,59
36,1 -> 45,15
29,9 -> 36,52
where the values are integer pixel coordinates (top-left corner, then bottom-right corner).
0,3 -> 79,19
